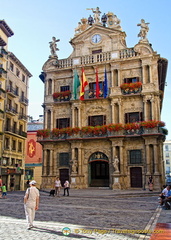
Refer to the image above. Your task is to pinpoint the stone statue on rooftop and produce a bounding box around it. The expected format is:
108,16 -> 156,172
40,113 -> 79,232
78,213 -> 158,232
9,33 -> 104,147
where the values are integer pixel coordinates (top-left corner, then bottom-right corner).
137,19 -> 150,42
49,37 -> 60,57
107,12 -> 121,30
87,7 -> 101,24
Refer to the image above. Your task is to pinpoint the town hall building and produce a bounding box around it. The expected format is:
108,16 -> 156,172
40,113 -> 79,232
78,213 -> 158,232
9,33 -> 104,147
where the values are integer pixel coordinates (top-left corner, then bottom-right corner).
38,8 -> 168,190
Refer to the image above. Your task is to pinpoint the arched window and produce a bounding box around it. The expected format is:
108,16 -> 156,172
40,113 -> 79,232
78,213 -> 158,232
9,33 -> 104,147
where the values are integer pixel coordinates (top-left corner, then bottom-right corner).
48,79 -> 52,95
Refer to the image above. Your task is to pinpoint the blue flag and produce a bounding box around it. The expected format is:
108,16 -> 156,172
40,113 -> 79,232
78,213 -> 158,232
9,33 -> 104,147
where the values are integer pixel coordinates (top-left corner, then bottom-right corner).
104,67 -> 108,98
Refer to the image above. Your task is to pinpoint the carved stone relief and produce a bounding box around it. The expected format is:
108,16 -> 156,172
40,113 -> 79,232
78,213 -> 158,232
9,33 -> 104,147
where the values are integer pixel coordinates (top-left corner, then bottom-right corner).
87,105 -> 107,114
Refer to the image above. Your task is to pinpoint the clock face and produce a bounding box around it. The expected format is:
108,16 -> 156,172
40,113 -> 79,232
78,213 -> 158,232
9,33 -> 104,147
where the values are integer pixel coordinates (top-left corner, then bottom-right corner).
91,34 -> 102,44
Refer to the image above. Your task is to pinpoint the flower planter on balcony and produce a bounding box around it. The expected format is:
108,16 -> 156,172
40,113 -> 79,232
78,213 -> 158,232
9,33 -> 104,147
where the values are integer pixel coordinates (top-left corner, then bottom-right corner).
120,82 -> 142,95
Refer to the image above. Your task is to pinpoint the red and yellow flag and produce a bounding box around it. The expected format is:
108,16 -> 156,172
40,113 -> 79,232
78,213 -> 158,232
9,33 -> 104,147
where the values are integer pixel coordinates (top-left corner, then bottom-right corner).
80,68 -> 88,100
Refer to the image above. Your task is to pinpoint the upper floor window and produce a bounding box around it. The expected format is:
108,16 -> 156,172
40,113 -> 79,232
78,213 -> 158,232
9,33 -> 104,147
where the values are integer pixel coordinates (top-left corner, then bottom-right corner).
88,115 -> 106,126
18,142 -> 22,152
124,77 -> 139,83
166,159 -> 170,165
125,112 -> 143,123
10,62 -> 14,72
5,137 -> 10,149
166,153 -> 170,158
60,85 -> 70,92
12,139 -> 16,150
89,82 -> 104,98
16,68 -> 20,78
56,118 -> 70,129
48,79 -> 52,95
22,74 -> 25,82
15,86 -> 19,96
92,49 -> 102,54
59,152 -> 70,166
165,145 -> 169,151
130,150 -> 142,164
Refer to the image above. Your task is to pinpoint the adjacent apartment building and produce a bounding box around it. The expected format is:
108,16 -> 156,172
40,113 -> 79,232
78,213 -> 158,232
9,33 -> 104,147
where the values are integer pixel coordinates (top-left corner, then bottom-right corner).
163,140 -> 171,184
38,8 -> 168,190
0,20 -> 32,190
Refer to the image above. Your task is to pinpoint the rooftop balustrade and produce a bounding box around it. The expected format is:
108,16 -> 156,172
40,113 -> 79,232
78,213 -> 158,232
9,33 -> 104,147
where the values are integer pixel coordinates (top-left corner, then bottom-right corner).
55,48 -> 139,69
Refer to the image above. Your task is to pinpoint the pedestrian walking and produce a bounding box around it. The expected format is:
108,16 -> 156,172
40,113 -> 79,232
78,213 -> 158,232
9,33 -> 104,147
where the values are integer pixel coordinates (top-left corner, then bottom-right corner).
0,176 -> 2,198
63,180 -> 70,196
2,183 -> 7,199
54,177 -> 61,197
148,175 -> 153,191
24,180 -> 39,230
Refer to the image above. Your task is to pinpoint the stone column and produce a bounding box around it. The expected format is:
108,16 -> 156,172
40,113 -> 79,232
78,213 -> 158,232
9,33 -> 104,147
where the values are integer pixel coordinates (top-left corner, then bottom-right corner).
52,78 -> 54,94
118,69 -> 121,86
118,100 -> 122,123
78,106 -> 81,128
149,65 -> 152,83
71,106 -> 75,127
43,150 -> 47,176
145,144 -> 151,175
143,99 -> 148,121
50,110 -> 53,130
142,65 -> 146,84
111,102 -> 115,123
78,148 -> 82,175
154,144 -> 159,174
44,111 -> 48,129
111,70 -> 114,87
49,150 -> 53,175
151,98 -> 155,120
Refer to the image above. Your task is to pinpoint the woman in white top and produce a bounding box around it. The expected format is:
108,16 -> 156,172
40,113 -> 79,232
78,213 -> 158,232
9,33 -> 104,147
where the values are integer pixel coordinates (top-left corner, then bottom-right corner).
54,177 -> 61,197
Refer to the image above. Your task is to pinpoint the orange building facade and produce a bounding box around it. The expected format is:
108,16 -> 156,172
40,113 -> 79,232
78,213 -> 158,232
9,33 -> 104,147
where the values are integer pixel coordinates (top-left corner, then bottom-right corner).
25,121 -> 43,189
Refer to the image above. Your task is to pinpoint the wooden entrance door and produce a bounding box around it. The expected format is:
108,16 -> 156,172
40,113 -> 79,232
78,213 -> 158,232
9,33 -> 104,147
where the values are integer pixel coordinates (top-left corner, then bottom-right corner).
130,167 -> 142,188
60,169 -> 69,187
90,161 -> 109,187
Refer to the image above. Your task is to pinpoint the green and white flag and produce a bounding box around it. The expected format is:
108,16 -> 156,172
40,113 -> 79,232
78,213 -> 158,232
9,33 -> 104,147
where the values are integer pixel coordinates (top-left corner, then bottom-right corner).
73,69 -> 80,99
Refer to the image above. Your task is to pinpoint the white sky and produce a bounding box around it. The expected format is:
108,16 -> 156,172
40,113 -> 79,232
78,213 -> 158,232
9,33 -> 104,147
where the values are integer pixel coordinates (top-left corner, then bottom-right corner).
1,0 -> 171,139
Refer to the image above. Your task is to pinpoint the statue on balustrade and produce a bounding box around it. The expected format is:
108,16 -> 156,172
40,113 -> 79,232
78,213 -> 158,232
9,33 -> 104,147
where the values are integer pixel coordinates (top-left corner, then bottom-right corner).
49,37 -> 60,57
137,19 -> 149,42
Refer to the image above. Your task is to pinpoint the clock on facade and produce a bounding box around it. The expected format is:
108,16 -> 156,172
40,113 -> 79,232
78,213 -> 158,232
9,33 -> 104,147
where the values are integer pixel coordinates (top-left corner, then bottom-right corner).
91,34 -> 102,44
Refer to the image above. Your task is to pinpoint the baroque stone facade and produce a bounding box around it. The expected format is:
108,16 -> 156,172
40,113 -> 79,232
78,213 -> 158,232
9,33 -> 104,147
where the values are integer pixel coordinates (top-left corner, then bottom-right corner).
39,8 -> 168,190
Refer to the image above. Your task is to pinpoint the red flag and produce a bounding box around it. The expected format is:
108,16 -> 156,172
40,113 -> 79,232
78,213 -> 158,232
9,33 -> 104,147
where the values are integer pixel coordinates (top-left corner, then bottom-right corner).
96,67 -> 100,98
80,68 -> 88,100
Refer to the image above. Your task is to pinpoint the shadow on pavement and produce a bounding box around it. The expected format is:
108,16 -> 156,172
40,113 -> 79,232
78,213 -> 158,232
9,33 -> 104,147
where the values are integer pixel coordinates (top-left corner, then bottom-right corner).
32,227 -> 95,239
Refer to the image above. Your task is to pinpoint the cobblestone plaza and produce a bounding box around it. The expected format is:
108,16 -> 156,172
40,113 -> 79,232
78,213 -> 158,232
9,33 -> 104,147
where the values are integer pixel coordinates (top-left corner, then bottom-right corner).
0,189 -> 166,240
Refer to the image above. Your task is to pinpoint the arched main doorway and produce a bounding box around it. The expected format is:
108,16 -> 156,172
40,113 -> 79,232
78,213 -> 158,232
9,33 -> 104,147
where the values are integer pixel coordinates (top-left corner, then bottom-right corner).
89,152 -> 109,187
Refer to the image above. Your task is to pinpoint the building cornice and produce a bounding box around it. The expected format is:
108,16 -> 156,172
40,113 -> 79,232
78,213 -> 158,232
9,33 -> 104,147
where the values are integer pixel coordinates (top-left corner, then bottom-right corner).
8,52 -> 32,77
0,20 -> 14,37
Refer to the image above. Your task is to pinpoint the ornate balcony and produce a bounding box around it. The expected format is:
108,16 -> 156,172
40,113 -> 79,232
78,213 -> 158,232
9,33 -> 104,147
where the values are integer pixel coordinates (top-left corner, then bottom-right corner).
37,126 -> 164,142
20,96 -> 29,105
6,86 -> 18,97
